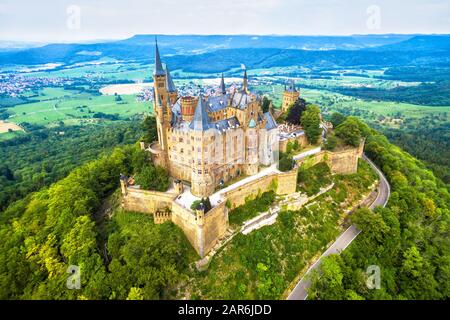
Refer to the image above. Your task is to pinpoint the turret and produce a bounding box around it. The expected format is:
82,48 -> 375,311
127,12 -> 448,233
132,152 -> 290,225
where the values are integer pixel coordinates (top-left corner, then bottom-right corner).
190,95 -> 215,197
181,96 -> 197,122
282,79 -> 300,113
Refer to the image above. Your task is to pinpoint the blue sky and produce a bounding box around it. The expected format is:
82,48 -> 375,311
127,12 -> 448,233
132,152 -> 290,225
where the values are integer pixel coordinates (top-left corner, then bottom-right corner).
1,0 -> 449,42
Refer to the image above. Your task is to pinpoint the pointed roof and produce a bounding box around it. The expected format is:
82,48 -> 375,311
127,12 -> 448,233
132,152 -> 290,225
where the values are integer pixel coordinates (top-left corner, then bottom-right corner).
165,66 -> 176,92
189,95 -> 211,131
154,37 -> 165,76
248,118 -> 256,128
242,69 -> 248,91
286,79 -> 297,92
220,73 -> 226,94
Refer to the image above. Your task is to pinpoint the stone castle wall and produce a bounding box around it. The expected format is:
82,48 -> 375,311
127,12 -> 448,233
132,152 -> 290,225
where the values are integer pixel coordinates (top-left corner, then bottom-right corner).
279,134 -> 308,153
296,141 -> 364,174
121,187 -> 176,213
223,168 -> 298,209
121,184 -> 229,258
120,142 -> 361,258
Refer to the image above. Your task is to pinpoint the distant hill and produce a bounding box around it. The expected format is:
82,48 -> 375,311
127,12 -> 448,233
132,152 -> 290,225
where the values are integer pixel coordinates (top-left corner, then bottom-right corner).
0,34 -> 449,73
374,35 -> 450,52
0,34 -> 414,66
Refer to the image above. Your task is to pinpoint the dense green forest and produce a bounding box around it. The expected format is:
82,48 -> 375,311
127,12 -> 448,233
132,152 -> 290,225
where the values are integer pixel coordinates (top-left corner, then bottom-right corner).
308,117 -> 450,300
0,114 -> 448,299
332,80 -> 450,106
0,144 -> 194,299
0,121 -> 146,211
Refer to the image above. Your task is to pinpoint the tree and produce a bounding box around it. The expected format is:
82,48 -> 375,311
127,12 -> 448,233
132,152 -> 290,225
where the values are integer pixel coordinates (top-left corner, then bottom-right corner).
286,98 -> 307,125
335,118 -> 362,147
141,116 -> 157,143
324,135 -> 338,151
330,112 -> 346,127
262,96 -> 271,113
278,153 -> 294,172
134,164 -> 169,192
300,105 -> 321,144
127,287 -> 144,300
309,255 -> 344,300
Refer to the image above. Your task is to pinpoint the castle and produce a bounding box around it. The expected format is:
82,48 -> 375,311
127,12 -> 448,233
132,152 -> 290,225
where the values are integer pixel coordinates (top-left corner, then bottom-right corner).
120,41 -> 364,258
148,40 -> 279,197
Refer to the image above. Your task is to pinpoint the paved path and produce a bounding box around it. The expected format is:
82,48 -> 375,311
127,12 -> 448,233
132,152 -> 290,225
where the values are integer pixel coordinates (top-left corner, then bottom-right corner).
287,153 -> 390,300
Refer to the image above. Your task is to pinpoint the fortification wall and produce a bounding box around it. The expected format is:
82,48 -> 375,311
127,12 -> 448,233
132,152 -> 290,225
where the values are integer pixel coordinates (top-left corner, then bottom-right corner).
276,169 -> 298,195
201,201 -> 229,255
279,134 -> 308,153
223,169 -> 297,209
295,141 -> 364,174
122,187 -> 176,213
171,202 -> 201,254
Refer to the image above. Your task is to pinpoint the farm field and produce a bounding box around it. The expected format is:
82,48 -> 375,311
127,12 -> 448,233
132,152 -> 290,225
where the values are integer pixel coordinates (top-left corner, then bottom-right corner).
6,89 -> 151,126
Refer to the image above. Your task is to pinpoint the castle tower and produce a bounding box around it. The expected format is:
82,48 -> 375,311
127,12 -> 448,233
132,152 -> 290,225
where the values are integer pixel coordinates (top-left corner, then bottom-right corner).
153,38 -> 170,167
282,79 -> 299,113
190,95 -> 215,197
181,96 -> 197,122
244,118 -> 259,175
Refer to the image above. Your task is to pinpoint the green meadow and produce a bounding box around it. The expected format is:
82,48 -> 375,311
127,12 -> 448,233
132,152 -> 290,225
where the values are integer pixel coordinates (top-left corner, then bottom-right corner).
7,89 -> 152,126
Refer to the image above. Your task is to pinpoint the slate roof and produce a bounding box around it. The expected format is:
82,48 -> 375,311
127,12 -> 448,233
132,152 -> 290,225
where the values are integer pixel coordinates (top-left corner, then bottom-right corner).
189,95 -> 212,131
212,117 -> 240,132
264,112 -> 277,130
286,79 -> 297,92
165,66 -> 177,92
206,95 -> 229,112
154,39 -> 165,76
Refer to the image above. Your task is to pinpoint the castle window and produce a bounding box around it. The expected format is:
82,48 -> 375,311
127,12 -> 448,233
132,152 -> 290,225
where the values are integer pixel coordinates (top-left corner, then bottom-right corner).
181,148 -> 184,154
179,137 -> 183,142
205,169 -> 209,174
198,170 -> 202,174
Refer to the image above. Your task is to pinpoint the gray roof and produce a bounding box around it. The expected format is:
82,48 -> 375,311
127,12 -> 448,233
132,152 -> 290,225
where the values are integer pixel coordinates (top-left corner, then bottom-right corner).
154,39 -> 165,76
165,66 -> 177,92
286,79 -> 297,92
231,91 -> 250,109
264,112 -> 277,130
189,95 -> 212,131
212,117 -> 240,132
206,94 -> 229,112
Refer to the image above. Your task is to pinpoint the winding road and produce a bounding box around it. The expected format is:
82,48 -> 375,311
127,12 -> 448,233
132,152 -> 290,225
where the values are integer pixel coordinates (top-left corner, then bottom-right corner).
287,153 -> 390,300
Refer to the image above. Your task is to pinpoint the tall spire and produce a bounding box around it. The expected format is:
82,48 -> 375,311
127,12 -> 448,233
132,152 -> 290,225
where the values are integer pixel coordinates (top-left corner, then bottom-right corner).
165,66 -> 177,92
242,69 -> 248,92
154,36 -> 165,76
220,73 -> 226,95
189,94 -> 211,131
